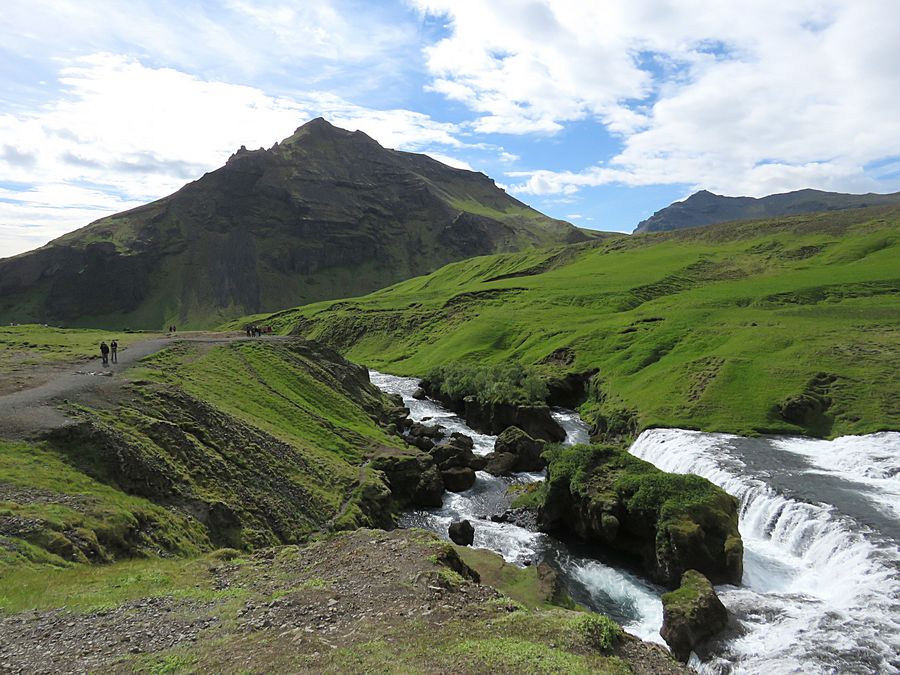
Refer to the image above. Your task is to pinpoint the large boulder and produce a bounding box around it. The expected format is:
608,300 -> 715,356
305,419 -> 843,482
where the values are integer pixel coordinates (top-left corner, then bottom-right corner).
409,422 -> 444,439
494,426 -> 546,472
430,433 -> 486,472
441,467 -> 476,492
412,387 -> 427,400
540,443 -> 743,588
448,519 -> 475,546
661,570 -> 729,662
483,452 -> 518,476
371,453 -> 444,509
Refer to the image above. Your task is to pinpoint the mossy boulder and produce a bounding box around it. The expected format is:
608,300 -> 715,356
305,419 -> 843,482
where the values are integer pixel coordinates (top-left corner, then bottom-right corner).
371,452 -> 444,509
540,443 -> 742,588
661,570 -> 729,662
493,426 -> 546,472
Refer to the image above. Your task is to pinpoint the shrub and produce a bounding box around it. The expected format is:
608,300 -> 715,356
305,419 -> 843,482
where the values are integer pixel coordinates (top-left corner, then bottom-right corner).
427,363 -> 549,405
579,614 -> 622,651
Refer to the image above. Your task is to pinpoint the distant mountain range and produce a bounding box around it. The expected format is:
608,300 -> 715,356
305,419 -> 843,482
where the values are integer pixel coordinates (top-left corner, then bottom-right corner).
0,118 -> 585,329
634,188 -> 900,233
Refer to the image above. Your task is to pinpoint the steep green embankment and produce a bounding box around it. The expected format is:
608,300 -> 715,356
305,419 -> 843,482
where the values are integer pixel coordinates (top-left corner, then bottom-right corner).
0,337 -> 412,572
260,206 -> 900,438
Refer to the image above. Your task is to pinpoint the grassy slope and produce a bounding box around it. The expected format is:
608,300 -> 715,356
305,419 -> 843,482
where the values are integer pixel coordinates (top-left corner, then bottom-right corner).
0,336 -> 405,575
0,324 -> 154,373
257,206 -> 900,438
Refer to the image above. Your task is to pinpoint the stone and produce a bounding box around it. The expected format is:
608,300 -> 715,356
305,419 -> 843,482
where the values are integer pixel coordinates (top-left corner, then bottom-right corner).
448,520 -> 475,546
441,467 -> 476,493
660,570 -> 729,662
412,387 -> 427,400
483,452 -> 517,476
494,426 -> 546,472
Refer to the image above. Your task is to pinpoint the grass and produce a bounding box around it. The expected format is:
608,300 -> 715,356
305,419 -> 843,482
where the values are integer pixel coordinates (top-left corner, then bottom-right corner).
0,324 -> 154,373
0,439 -> 209,574
454,546 -> 570,610
255,206 -> 900,438
0,553 -> 238,613
426,362 -> 549,405
1,336 -> 407,575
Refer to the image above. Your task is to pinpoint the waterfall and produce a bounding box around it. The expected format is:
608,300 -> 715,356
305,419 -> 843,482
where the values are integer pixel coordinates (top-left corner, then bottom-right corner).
630,428 -> 900,674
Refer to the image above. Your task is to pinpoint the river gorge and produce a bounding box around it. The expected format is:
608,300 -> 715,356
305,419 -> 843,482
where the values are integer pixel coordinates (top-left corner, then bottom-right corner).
371,371 -> 900,674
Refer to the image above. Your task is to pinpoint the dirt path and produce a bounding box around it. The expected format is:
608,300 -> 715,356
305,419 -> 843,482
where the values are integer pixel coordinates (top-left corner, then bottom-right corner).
0,333 -> 286,441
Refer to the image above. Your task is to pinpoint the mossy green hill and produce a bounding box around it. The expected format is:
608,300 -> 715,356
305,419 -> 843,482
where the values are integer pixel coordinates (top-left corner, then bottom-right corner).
259,205 -> 900,438
0,118 -> 584,330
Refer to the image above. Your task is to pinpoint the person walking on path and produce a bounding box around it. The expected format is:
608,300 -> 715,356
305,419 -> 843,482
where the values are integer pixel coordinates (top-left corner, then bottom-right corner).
110,339 -> 118,364
100,341 -> 110,366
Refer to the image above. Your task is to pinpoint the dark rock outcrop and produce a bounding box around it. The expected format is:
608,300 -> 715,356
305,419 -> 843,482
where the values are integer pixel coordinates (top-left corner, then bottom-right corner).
545,369 -> 598,408
540,443 -> 743,589
660,570 -> 729,662
371,454 -> 443,509
493,426 -> 546,472
412,387 -> 427,400
441,467 -> 476,492
483,452 -> 518,476
448,520 -> 475,546
420,381 -> 565,442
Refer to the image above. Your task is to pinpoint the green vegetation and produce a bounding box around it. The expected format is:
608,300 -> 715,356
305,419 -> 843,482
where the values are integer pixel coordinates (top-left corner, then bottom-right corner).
544,443 -> 737,535
542,443 -> 742,587
0,439 -> 209,574
579,614 -> 623,651
426,362 -> 549,405
0,553 -> 238,613
0,336 -> 412,575
454,546 -> 571,610
264,206 -> 900,438
0,324 -> 152,374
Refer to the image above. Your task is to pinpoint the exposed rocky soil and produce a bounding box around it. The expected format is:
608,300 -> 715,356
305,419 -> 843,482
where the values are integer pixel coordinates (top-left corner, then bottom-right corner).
0,529 -> 688,674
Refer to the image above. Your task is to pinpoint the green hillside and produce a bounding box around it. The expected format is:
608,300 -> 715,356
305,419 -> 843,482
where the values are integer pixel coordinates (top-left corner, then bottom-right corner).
259,206 -> 900,438
0,118 -> 584,330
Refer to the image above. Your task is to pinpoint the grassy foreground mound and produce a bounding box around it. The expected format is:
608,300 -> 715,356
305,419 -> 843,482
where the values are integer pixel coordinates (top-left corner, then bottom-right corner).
538,444 -> 742,589
0,529 -> 686,674
261,206 -> 900,438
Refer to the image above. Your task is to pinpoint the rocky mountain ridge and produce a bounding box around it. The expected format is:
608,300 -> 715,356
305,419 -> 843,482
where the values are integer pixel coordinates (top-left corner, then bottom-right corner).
634,187 -> 900,233
0,118 -> 584,329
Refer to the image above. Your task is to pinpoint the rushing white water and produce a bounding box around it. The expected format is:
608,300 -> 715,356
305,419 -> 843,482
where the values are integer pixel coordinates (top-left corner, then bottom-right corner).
370,371 -> 666,644
630,428 -> 900,674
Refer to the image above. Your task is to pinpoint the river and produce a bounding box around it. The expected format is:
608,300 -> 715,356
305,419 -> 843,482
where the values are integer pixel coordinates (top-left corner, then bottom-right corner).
370,371 -> 900,673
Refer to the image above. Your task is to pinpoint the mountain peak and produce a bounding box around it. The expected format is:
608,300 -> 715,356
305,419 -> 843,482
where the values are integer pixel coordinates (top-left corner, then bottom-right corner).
0,119 -> 585,328
635,188 -> 900,233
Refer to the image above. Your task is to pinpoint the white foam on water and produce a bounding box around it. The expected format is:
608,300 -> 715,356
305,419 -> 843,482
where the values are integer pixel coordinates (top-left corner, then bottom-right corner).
771,431 -> 900,520
630,428 -> 900,674
564,556 -> 665,645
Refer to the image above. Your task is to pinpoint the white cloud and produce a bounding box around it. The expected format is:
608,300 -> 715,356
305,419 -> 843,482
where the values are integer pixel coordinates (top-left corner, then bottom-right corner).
0,54 -> 467,258
415,0 -> 900,197
421,152 -> 475,171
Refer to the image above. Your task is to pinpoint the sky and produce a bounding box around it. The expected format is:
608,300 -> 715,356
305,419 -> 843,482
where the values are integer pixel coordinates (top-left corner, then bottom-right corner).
1,0 -> 899,258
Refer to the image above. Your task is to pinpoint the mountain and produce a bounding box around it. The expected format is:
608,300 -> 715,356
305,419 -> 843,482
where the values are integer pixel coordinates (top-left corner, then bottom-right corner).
634,188 -> 900,233
0,118 -> 585,328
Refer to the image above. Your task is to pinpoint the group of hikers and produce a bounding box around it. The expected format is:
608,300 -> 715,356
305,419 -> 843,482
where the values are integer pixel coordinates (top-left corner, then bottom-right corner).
245,325 -> 272,337
99,339 -> 118,365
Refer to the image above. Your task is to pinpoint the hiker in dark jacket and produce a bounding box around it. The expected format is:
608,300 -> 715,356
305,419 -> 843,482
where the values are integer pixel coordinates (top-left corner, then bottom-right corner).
100,341 -> 110,366
110,339 -> 118,364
